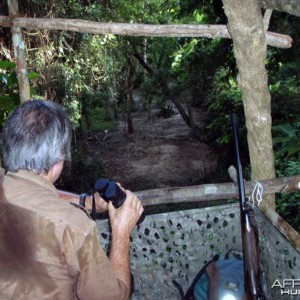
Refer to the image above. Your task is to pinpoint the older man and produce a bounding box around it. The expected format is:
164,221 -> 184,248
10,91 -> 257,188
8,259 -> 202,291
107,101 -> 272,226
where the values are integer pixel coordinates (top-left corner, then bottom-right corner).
0,99 -> 143,300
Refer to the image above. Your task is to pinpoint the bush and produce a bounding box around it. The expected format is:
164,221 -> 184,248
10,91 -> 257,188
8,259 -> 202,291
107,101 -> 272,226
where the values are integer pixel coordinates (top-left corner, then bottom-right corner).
205,66 -> 245,146
273,120 -> 300,233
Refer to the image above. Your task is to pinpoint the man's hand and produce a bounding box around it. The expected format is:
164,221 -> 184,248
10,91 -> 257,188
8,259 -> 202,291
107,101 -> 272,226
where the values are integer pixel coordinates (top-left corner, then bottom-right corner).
108,189 -> 144,238
85,192 -> 108,213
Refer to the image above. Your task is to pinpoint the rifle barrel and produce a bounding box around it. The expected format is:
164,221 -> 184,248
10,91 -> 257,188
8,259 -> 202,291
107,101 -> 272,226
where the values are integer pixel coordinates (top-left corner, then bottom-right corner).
231,114 -> 267,300
231,114 -> 246,214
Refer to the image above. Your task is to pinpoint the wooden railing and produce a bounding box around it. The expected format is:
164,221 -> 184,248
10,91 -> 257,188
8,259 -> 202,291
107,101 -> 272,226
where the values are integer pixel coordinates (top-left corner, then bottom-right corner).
59,175 -> 300,251
0,16 -> 292,49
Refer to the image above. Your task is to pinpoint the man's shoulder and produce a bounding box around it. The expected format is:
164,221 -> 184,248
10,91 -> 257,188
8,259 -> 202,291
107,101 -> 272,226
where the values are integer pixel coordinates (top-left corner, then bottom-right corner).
42,198 -> 95,233
3,172 -> 95,236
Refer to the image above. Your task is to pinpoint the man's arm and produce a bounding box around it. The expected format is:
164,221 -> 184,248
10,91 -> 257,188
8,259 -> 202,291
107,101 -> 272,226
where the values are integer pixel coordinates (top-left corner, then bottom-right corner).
75,226 -> 128,300
109,231 -> 131,297
107,190 -> 144,299
59,186 -> 143,299
58,190 -> 108,213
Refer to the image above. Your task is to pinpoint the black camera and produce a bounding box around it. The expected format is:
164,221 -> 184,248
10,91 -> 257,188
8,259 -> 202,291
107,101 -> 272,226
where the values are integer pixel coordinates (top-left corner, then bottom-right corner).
94,178 -> 125,208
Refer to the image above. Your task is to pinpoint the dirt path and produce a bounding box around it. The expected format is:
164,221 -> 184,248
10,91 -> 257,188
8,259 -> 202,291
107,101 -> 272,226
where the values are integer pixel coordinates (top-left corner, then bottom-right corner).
92,107 -> 219,192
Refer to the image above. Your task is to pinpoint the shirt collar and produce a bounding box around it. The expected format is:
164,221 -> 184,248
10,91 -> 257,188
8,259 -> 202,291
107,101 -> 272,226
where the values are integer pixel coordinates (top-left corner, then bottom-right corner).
6,169 -> 58,195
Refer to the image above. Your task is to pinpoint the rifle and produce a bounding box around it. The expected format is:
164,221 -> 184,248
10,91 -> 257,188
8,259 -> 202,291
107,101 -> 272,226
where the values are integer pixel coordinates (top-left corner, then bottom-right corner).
231,114 -> 268,300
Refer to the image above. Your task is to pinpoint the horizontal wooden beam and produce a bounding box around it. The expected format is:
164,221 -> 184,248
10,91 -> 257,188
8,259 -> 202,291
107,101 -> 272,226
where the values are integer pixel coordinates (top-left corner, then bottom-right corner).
135,175 -> 300,206
0,16 -> 293,49
59,175 -> 300,206
58,175 -> 300,250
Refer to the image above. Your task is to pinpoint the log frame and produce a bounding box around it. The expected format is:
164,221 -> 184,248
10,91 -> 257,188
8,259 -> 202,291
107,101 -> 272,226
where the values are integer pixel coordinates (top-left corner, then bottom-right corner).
7,1 -> 30,102
0,16 -> 293,49
58,176 -> 300,206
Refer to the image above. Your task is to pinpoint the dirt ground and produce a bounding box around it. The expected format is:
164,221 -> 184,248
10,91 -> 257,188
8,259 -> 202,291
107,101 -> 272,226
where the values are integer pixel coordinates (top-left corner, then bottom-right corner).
90,105 -> 219,192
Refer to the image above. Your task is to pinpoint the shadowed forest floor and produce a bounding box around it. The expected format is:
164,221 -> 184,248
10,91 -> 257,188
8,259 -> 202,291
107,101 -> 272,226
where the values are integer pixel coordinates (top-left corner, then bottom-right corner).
88,105 -> 219,192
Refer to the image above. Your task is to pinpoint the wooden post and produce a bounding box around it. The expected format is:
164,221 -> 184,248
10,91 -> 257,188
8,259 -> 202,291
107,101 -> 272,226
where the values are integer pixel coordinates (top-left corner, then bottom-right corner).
222,0 -> 276,211
7,0 -> 30,102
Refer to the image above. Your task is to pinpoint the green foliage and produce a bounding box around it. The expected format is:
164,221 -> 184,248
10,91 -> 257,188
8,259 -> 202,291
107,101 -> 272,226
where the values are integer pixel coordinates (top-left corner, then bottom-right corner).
31,33 -> 119,129
205,66 -> 243,145
265,12 -> 300,232
0,60 -> 40,126
64,96 -> 81,129
19,0 -> 103,20
269,61 -> 300,121
104,0 -> 169,23
272,121 -> 300,158
171,38 -> 199,74
276,191 -> 300,233
85,107 -> 114,132
285,160 -> 300,176
166,0 -> 223,24
0,61 -> 20,116
174,38 -> 225,84
140,67 -> 172,109
273,120 -> 300,233
273,120 -> 300,184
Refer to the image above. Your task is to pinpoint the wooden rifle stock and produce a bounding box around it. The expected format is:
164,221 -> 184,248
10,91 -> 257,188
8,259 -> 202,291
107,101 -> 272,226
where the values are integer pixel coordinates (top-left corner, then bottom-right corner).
231,114 -> 267,300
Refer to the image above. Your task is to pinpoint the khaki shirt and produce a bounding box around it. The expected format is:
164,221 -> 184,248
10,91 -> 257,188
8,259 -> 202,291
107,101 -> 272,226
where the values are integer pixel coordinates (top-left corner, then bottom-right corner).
0,170 -> 127,300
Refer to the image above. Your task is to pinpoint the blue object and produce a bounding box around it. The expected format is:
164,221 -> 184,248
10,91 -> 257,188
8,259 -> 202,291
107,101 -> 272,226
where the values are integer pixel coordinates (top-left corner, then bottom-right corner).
194,256 -> 245,300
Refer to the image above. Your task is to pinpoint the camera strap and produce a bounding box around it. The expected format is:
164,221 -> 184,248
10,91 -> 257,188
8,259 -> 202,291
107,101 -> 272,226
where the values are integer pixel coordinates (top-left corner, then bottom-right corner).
91,193 -> 96,221
79,192 -> 96,221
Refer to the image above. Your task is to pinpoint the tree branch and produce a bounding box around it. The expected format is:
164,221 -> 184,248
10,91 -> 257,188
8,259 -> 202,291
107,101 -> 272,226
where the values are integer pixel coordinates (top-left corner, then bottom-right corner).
133,52 -> 154,75
263,9 -> 273,31
258,0 -> 300,17
133,50 -> 198,135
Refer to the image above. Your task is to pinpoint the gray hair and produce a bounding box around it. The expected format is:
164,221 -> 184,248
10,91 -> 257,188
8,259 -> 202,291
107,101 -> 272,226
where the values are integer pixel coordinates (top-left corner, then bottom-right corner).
2,99 -> 72,173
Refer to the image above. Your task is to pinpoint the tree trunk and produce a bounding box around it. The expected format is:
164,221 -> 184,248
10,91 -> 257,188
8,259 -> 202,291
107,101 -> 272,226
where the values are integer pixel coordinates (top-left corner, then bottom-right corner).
126,90 -> 134,134
187,100 -> 193,126
126,58 -> 135,134
7,0 -> 30,102
223,0 -> 276,210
